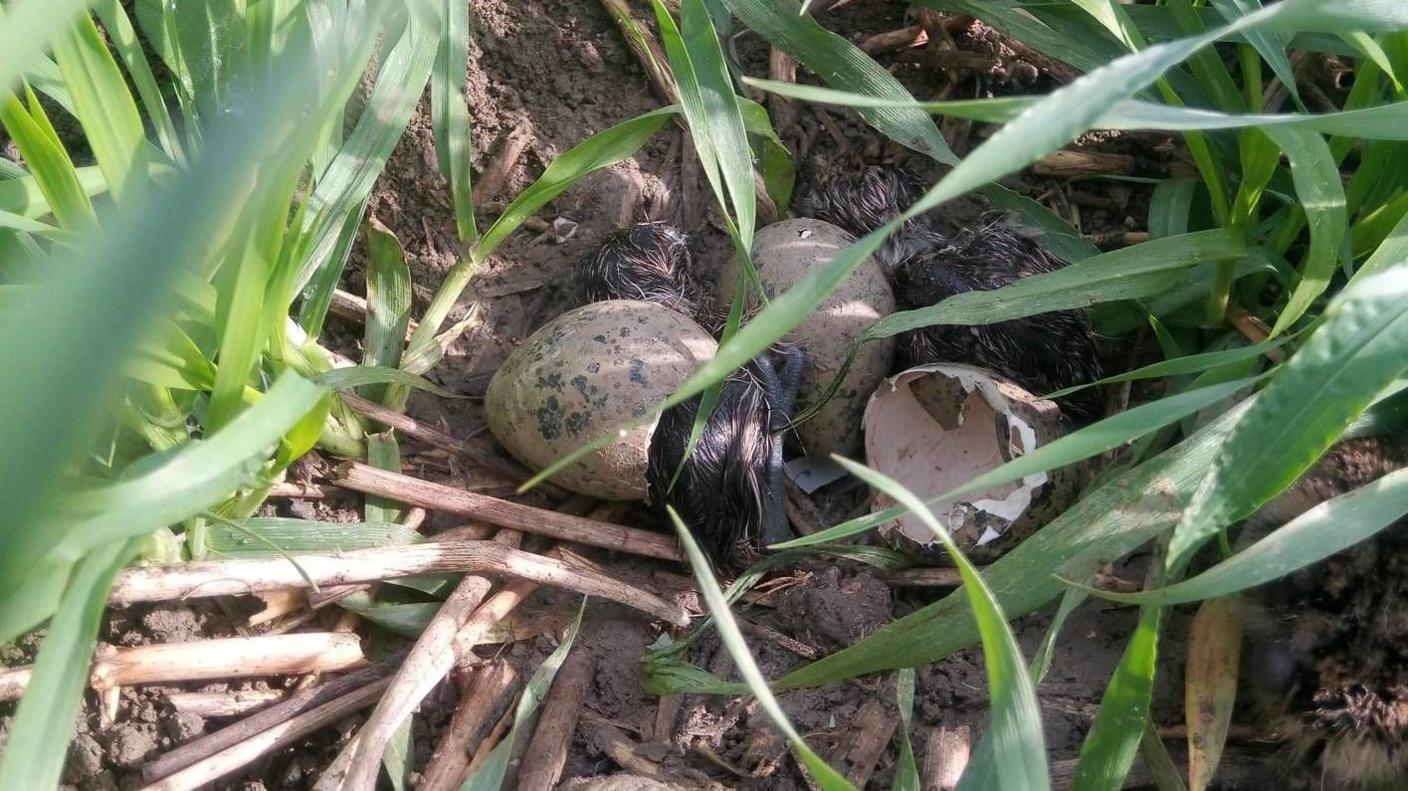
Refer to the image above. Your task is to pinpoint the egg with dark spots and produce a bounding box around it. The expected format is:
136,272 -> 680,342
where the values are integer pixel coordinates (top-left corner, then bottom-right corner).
718,218 -> 896,457
485,300 -> 718,499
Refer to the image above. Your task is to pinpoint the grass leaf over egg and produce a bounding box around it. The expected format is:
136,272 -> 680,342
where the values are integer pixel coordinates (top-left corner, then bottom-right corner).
835,459 -> 1050,791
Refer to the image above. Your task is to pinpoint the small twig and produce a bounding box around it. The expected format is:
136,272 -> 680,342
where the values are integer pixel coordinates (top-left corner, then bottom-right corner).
1086,230 -> 1150,248
859,25 -> 929,54
739,616 -> 818,660
831,699 -> 897,788
419,661 -> 521,791
1227,304 -> 1283,362
140,657 -> 402,784
465,704 -> 515,777
1035,150 -> 1138,178
141,677 -> 393,791
880,567 -> 965,588
109,541 -> 687,625
0,635 -> 367,705
517,648 -> 594,791
582,711 -> 667,779
267,481 -> 331,499
336,394 -> 537,486
767,46 -> 799,132
598,0 -> 678,104
329,462 -> 682,561
921,725 -> 970,791
335,529 -> 523,790
472,126 -> 534,205
167,690 -> 288,719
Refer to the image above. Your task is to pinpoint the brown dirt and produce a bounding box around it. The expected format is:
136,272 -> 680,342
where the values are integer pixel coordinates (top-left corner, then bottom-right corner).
0,1 -> 1271,790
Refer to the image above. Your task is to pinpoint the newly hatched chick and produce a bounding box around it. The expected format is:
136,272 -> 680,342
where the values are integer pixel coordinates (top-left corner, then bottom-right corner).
580,223 -> 801,566
1241,436 -> 1408,789
579,220 -> 704,319
806,166 -> 1104,420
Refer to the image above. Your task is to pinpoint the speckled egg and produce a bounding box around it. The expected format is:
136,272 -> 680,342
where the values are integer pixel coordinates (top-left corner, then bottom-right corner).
720,218 -> 896,458
485,300 -> 717,499
863,363 -> 1079,563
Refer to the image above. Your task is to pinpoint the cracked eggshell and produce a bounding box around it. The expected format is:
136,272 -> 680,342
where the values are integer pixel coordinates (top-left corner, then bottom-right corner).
485,300 -> 717,500
720,218 -> 896,458
862,363 -> 1078,563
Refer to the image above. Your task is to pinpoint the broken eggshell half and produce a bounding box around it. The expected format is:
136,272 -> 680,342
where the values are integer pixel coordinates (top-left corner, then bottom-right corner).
862,363 -> 1077,563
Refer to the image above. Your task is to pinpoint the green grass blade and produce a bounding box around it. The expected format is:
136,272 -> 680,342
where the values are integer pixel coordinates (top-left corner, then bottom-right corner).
49,10 -> 149,202
721,0 -> 954,164
0,1 -> 90,99
656,0 -> 756,247
91,0 -> 185,164
1046,341 -> 1285,399
892,668 -> 921,791
1082,466 -> 1408,607
459,598 -> 587,791
1212,0 -> 1301,108
984,186 -> 1101,262
0,559 -> 72,646
1148,178 -> 1193,236
206,228 -> 273,431
1263,128 -> 1348,334
0,89 -> 97,229
297,2 -> 438,291
0,23 -> 380,594
1167,266 -> 1408,570
314,365 -> 462,398
431,0 -> 476,243
864,229 -> 1246,341
668,507 -> 858,790
0,536 -> 141,789
739,97 -> 796,214
52,373 -> 326,558
206,517 -> 422,556
298,194 -> 370,339
365,431 -> 403,525
363,220 -> 413,404
743,78 -> 1408,139
1072,600 -> 1164,791
1354,200 -> 1408,280
836,459 -> 1049,791
957,588 -> 1087,791
779,399 -> 1250,688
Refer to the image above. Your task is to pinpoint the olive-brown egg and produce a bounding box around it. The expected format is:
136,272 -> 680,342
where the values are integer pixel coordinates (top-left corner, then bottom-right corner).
485,300 -> 717,499
719,219 -> 896,458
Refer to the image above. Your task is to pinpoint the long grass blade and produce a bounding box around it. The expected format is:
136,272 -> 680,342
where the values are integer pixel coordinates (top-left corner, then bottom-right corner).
49,10 -> 148,202
0,537 -> 141,789
1167,265 -> 1408,570
1081,465 -> 1408,606
1263,127 -> 1348,334
431,0 -> 476,243
668,507 -> 858,790
836,459 -> 1049,791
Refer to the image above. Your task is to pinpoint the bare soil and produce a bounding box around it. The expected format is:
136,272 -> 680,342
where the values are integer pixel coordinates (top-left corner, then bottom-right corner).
0,1 -> 1278,789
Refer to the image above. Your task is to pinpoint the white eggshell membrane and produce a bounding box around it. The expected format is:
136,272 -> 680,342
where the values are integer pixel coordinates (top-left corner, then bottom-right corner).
863,363 -> 1066,558
485,300 -> 717,500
